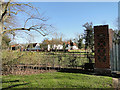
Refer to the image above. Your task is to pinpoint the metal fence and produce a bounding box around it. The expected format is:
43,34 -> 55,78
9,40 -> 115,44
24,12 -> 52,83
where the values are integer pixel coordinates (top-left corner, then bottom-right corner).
110,31 -> 120,74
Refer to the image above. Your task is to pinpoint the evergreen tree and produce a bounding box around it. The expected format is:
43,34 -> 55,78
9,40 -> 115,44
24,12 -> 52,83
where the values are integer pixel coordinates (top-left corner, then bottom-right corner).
77,35 -> 83,49
83,22 -> 94,52
83,22 -> 94,63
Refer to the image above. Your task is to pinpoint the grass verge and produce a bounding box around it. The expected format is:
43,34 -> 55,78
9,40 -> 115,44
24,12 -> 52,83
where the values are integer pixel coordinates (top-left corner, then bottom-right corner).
2,72 -> 113,89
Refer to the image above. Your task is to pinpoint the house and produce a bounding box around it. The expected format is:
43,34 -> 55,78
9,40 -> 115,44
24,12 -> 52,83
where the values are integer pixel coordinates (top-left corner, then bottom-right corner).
41,38 -> 79,51
26,43 -> 41,51
65,41 -> 78,50
27,43 -> 38,48
11,44 -> 23,50
41,38 -> 64,51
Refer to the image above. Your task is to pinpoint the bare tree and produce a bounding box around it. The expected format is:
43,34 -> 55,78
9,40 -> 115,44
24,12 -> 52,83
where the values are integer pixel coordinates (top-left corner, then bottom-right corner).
0,0 -> 53,38
0,0 -> 2,77
51,32 -> 64,45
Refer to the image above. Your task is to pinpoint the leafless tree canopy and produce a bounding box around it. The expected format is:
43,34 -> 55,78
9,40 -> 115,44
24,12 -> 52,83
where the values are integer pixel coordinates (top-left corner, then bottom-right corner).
0,0 -> 53,37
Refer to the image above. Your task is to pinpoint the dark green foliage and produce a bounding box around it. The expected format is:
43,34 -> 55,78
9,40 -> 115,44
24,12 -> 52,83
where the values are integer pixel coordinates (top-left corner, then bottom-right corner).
83,22 -> 94,51
70,40 -> 73,50
83,22 -> 94,63
70,40 -> 73,46
113,30 -> 120,44
78,35 -> 83,49
68,56 -> 78,67
63,42 -> 66,52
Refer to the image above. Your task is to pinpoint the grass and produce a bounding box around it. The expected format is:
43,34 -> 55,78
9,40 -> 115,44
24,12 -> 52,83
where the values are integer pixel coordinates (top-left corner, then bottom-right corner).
2,72 -> 113,89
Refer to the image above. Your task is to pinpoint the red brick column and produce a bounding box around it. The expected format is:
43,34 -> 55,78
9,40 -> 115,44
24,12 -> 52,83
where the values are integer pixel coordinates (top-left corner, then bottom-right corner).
94,25 -> 111,70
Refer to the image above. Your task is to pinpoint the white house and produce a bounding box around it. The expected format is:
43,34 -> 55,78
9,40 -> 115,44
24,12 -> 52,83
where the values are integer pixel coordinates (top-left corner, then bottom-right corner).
57,44 -> 63,50
72,46 -> 78,50
48,44 -> 51,51
51,44 -> 63,50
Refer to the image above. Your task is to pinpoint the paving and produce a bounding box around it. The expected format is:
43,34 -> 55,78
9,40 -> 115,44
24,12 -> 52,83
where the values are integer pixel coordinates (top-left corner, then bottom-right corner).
112,78 -> 120,89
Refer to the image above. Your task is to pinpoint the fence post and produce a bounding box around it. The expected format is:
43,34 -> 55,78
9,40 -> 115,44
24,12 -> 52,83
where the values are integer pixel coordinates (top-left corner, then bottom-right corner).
53,54 -> 55,70
118,43 -> 120,71
116,43 -> 119,71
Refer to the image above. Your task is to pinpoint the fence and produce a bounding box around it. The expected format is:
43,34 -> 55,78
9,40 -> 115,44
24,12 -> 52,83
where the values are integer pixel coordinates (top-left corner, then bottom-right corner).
110,31 -> 120,74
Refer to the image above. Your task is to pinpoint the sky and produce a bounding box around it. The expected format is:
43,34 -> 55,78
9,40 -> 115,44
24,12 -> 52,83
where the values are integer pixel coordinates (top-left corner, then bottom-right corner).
4,0 -> 120,2
13,2 -> 118,44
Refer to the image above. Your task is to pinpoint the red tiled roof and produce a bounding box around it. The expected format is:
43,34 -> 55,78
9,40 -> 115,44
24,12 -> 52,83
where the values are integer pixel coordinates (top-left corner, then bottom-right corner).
65,41 -> 77,46
11,44 -> 19,47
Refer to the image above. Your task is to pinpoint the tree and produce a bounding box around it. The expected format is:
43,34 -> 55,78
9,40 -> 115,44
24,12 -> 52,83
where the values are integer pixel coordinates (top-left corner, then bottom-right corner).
78,35 -> 83,49
51,32 -> 64,45
83,22 -> 94,63
113,30 -> 120,44
69,40 -> 73,50
83,22 -> 94,52
2,34 -> 11,49
0,0 -> 53,42
74,34 -> 84,49
1,1 -> 54,75
41,38 -> 49,50
63,42 -> 66,52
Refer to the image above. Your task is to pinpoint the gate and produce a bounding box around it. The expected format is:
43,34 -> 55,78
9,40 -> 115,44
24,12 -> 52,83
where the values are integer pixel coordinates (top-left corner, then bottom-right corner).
110,30 -> 120,74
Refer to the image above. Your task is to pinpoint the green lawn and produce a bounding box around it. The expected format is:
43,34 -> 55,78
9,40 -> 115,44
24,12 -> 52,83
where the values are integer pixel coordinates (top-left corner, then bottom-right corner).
2,72 -> 113,89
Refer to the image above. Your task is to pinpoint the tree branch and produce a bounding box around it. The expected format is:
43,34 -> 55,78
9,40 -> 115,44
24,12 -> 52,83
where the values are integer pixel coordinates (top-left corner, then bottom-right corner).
2,28 -> 30,35
1,1 -> 53,38
2,26 -> 48,36
0,1 -> 11,22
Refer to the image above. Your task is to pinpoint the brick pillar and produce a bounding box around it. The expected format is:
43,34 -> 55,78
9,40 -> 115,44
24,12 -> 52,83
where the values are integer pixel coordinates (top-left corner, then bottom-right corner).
94,25 -> 112,74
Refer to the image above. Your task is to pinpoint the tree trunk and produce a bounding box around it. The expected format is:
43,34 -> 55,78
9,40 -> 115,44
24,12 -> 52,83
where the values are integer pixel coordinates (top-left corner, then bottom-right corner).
0,0 -> 3,89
